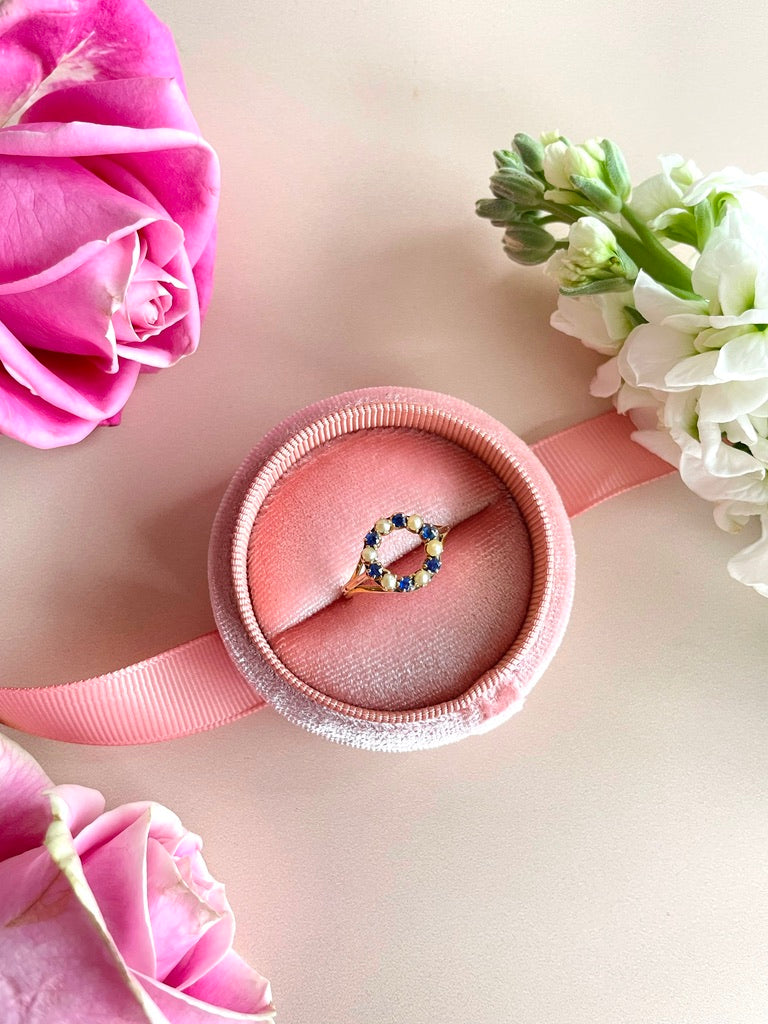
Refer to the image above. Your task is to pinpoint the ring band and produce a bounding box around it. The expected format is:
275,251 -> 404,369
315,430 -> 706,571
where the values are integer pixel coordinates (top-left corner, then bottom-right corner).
343,513 -> 449,597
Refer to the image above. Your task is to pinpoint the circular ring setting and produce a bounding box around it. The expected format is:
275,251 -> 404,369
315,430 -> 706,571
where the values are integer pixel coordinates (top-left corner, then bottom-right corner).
343,513 -> 450,597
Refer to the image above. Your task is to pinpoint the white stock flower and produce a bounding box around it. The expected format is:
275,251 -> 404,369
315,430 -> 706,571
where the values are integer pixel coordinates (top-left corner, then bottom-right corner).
550,286 -> 636,356
632,154 -> 702,228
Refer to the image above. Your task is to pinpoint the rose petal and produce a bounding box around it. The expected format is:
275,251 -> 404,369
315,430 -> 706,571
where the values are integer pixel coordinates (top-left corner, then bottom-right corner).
0,794 -> 164,1024
184,951 -> 274,1018
0,232 -> 137,364
0,154 -> 163,287
6,80 -> 219,266
78,807 -> 157,977
116,248 -> 199,367
0,732 -> 53,858
146,838 -> 226,982
0,0 -> 185,124
0,319 -> 141,420
23,75 -> 200,135
0,365 -> 101,447
134,972 -> 276,1023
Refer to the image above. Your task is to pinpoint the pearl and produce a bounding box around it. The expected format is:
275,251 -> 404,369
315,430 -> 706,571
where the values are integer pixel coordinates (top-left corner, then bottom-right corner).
361,546 -> 377,563
375,518 -> 392,534
414,569 -> 431,588
425,539 -> 443,557
380,572 -> 397,591
406,514 -> 423,533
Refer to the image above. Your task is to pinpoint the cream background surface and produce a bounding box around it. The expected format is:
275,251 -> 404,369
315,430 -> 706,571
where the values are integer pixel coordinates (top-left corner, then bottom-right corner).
2,1 -> 768,1020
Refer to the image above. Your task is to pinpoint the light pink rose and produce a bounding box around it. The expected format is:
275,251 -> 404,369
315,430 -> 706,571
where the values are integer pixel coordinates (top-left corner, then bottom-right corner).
0,0 -> 220,448
0,732 -> 275,1022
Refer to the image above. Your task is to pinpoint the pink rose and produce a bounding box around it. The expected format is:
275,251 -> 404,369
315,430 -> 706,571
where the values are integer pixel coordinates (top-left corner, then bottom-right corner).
0,0 -> 219,448
0,732 -> 275,1022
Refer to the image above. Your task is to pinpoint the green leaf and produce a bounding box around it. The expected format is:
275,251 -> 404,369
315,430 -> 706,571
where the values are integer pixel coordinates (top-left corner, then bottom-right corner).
623,305 -> 647,328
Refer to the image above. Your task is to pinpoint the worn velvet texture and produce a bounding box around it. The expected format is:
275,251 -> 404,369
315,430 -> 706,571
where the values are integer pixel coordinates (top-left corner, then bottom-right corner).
210,387 -> 575,752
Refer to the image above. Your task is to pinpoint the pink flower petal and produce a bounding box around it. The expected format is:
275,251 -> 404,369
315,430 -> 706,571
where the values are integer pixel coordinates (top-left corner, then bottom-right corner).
77,807 -> 157,977
146,839 -> 226,982
134,972 -> 276,1024
0,0 -> 186,124
0,319 -> 141,420
184,951 -> 275,1018
0,232 -> 136,363
47,784 -> 106,837
0,732 -> 53,859
0,803 -> 162,1024
115,248 -> 199,367
0,153 -> 163,287
0,365 -> 101,448
23,74 -> 200,135
0,107 -> 219,266
192,226 -> 217,317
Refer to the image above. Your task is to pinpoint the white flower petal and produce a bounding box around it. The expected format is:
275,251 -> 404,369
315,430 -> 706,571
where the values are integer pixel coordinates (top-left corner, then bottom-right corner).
715,332 -> 768,380
698,419 -> 765,479
550,294 -> 624,355
590,356 -> 621,397
680,448 -> 766,502
618,323 -> 696,389
630,427 -> 681,467
682,167 -> 768,207
663,349 -> 720,388
698,378 -> 768,421
727,514 -> 768,596
632,270 -> 707,324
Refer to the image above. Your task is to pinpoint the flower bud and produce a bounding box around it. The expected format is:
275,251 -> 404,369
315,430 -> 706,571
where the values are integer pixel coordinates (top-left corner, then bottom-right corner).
475,197 -> 518,223
546,216 -> 636,291
490,168 -> 545,204
513,133 -> 545,173
542,138 -> 605,190
570,175 -> 623,213
493,149 -> 524,171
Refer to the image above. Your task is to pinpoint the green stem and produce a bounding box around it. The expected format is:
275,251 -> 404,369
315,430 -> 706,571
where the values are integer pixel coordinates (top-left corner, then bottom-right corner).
619,203 -> 693,292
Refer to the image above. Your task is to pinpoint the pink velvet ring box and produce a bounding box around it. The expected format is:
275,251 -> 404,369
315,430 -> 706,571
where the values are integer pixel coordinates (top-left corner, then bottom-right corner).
209,386 -> 576,752
0,386 -> 672,750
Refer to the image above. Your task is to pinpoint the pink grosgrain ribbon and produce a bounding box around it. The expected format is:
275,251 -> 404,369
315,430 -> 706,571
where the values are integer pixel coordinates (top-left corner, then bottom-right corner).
0,412 -> 673,745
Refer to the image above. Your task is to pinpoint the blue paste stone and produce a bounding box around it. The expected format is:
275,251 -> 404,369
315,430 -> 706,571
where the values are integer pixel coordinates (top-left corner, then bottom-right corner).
420,524 -> 438,540
391,512 -> 407,529
425,556 -> 441,574
397,575 -> 414,592
367,562 -> 384,579
364,530 -> 380,547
